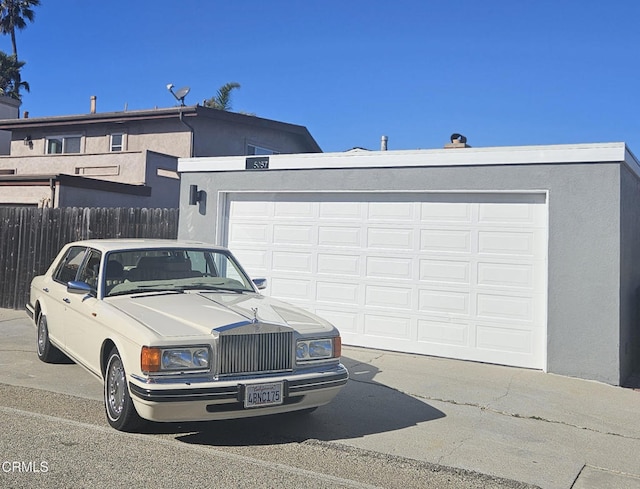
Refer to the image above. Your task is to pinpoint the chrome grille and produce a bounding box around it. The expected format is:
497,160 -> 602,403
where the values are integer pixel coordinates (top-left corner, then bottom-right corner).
218,331 -> 293,376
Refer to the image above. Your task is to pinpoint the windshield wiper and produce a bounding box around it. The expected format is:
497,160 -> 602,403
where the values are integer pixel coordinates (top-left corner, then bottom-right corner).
109,288 -> 185,297
178,284 -> 249,294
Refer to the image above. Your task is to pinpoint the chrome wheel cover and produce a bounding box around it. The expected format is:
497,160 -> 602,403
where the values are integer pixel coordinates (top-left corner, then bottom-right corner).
37,317 -> 46,355
107,356 -> 125,418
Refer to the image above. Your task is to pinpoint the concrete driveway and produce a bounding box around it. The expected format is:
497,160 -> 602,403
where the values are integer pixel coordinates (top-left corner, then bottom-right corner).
1,308 -> 639,488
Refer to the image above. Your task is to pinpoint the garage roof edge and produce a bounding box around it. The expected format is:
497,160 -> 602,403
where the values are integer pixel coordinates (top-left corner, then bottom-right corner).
178,142 -> 630,173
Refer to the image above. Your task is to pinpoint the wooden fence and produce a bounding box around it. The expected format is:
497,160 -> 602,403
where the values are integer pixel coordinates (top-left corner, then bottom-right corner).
0,207 -> 179,310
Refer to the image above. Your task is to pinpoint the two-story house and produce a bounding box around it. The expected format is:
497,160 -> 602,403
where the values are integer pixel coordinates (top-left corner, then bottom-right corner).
0,99 -> 321,208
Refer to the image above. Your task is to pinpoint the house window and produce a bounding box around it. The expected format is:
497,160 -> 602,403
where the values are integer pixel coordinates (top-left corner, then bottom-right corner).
110,133 -> 123,152
46,135 -> 81,154
247,144 -> 279,156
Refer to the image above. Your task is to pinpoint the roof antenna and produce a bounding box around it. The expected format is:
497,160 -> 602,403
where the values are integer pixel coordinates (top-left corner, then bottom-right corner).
166,83 -> 191,106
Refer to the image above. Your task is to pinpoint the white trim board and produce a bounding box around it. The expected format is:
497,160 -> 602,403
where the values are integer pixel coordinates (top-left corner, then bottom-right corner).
179,142 -> 637,176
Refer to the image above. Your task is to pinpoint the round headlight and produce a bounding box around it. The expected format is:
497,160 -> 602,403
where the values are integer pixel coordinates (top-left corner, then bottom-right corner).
193,348 -> 209,367
296,342 -> 309,360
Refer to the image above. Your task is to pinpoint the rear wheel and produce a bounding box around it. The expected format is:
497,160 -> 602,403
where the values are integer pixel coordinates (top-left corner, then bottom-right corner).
104,347 -> 143,432
36,313 -> 64,363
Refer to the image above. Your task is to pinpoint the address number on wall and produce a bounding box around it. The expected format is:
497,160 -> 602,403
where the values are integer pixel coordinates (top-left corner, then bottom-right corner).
246,157 -> 269,170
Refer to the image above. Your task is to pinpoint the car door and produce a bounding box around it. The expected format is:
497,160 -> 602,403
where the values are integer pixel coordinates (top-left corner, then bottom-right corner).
63,248 -> 104,375
45,246 -> 88,351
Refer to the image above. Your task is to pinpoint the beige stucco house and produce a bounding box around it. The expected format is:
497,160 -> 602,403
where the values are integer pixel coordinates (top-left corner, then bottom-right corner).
0,102 -> 321,207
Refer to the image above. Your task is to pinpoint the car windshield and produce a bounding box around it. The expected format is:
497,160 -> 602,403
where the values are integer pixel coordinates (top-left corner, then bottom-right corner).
103,248 -> 255,297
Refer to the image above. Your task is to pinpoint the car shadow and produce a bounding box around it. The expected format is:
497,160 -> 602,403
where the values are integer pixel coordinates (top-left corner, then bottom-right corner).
143,355 -> 445,446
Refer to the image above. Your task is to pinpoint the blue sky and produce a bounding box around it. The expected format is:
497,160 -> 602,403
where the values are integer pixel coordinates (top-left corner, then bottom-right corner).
4,0 -> 640,153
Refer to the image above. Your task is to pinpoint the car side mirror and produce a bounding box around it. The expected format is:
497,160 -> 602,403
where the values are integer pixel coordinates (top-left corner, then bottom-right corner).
67,280 -> 96,297
252,278 -> 267,290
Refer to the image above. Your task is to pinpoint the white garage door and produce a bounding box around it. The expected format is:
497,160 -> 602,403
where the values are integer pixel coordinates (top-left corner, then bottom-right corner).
223,192 -> 547,370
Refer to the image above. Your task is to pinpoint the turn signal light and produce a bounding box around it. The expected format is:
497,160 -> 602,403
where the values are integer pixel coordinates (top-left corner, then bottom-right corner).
333,336 -> 342,358
141,346 -> 161,372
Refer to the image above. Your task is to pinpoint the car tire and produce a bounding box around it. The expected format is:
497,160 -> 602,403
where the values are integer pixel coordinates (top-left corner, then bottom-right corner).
104,347 -> 143,432
36,313 -> 65,363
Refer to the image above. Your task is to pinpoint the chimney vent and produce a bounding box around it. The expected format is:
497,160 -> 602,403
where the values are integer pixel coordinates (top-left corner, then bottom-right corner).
445,133 -> 470,149
90,95 -> 97,114
381,135 -> 388,151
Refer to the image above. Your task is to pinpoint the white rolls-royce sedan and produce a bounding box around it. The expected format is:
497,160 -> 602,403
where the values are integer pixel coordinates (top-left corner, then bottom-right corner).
26,239 -> 348,431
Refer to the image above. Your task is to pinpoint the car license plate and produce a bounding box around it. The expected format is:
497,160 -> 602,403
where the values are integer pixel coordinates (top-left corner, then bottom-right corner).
244,382 -> 283,408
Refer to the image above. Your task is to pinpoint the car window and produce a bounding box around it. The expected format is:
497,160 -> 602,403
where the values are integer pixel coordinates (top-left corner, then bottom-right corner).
53,246 -> 87,284
78,249 -> 102,291
105,248 -> 255,297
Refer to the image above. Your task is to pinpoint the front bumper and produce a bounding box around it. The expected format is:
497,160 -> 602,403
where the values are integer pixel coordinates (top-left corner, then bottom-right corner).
128,364 -> 348,422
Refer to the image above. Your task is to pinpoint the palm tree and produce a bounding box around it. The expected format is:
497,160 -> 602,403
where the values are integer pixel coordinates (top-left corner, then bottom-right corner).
0,50 -> 28,99
0,0 -> 40,59
204,82 -> 241,111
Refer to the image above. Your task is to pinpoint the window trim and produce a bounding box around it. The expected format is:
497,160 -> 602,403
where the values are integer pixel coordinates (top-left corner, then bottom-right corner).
110,133 -> 125,152
52,246 -> 87,285
246,143 -> 279,156
45,134 -> 83,155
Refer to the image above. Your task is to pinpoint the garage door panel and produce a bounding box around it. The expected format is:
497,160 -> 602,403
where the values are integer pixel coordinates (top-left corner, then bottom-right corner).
476,293 -> 534,321
318,226 -> 361,247
319,201 -> 363,219
421,202 -> 473,223
272,251 -> 313,273
367,227 -> 414,250
366,256 -> 413,280
229,223 -> 269,244
316,308 -> 359,334
420,229 -> 471,253
316,281 -> 358,304
477,262 -> 534,289
270,277 -> 312,300
368,202 -> 416,221
364,314 -> 412,339
232,249 -> 268,272
273,225 -> 313,244
478,202 -> 543,225
420,259 -> 471,284
478,230 -> 537,256
274,201 -> 314,218
365,285 -> 413,309
225,192 -> 547,370
229,200 -> 271,218
419,290 -> 469,315
476,324 -> 534,354
417,319 -> 469,346
318,253 -> 360,275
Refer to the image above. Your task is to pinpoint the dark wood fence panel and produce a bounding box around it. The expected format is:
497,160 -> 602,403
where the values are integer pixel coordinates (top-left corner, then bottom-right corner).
0,207 -> 179,310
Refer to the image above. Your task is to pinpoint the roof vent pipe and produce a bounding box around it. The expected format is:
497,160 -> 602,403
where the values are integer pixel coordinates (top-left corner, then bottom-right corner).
381,135 -> 388,151
90,95 -> 97,114
445,133 -> 471,149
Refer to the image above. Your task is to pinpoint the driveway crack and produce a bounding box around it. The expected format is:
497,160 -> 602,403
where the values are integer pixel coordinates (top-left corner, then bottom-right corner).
407,391 -> 640,442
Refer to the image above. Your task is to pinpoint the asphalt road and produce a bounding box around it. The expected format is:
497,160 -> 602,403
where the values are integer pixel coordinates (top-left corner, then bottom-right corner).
0,311 -> 537,489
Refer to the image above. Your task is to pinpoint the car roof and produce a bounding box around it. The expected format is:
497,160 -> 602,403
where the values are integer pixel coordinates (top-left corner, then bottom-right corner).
64,239 -> 227,253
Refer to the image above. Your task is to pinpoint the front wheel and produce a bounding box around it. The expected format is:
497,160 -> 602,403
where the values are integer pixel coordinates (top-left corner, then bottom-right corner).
104,347 -> 143,431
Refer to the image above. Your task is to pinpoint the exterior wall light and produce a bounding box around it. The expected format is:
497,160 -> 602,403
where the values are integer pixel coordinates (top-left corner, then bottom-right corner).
189,184 -> 204,205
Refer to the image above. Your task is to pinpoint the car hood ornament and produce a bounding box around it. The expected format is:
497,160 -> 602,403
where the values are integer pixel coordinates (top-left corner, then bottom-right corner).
251,307 -> 259,323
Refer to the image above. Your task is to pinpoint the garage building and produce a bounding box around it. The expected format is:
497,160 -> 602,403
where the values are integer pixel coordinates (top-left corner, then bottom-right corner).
177,142 -> 640,386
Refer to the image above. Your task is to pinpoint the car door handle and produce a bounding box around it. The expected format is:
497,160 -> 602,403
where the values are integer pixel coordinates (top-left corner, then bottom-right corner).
43,287 -> 49,293
63,298 -> 71,304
